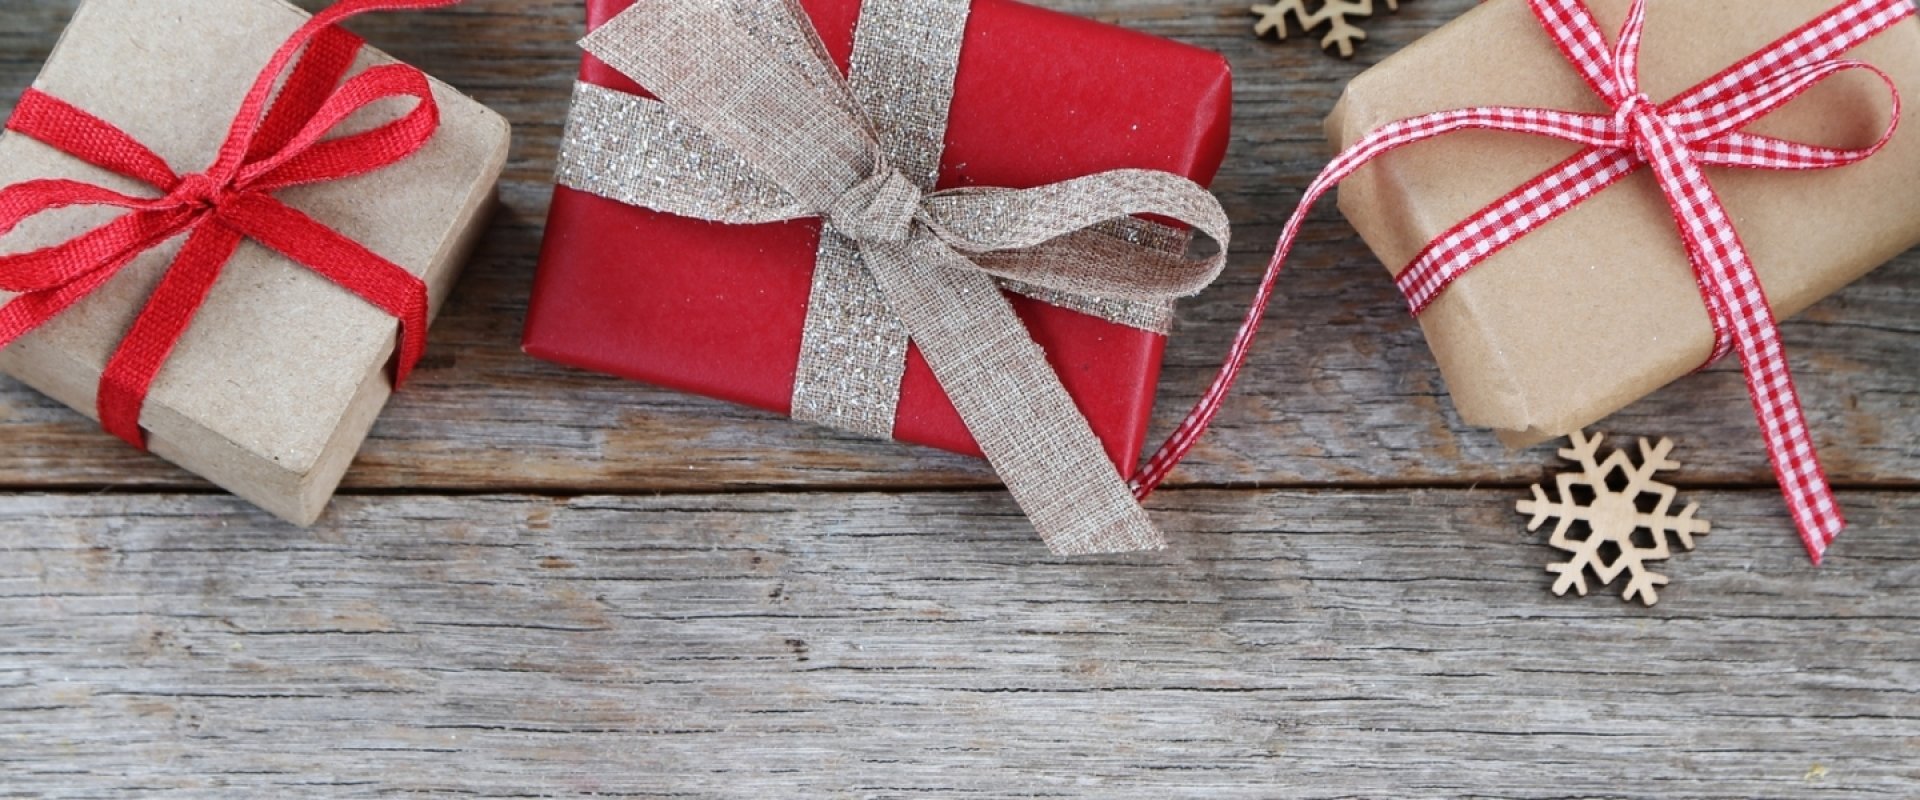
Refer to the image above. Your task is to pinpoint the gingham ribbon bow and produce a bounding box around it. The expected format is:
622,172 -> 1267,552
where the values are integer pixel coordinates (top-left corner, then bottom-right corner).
1132,0 -> 1912,564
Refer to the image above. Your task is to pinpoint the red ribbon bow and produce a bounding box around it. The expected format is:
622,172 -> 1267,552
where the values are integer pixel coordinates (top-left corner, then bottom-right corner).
1135,0 -> 1913,564
0,0 -> 462,450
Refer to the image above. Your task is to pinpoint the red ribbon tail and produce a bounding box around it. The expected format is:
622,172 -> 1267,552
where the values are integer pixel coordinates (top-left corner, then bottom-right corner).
0,264 -> 131,354
0,209 -> 201,354
6,90 -> 180,188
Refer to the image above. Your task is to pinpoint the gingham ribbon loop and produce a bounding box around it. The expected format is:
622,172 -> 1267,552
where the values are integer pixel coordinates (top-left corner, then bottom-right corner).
1133,0 -> 1913,565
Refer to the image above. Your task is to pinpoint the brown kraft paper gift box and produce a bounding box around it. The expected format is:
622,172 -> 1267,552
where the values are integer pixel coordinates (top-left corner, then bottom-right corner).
0,0 -> 511,524
1328,0 -> 1920,447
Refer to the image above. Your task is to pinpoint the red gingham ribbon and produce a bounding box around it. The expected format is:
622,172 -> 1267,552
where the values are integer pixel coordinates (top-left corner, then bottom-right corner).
1133,0 -> 1913,564
0,0 -> 461,450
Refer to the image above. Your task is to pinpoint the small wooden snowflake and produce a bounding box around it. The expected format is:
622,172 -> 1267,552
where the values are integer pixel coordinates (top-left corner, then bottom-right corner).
1518,431 -> 1711,606
1251,0 -> 1402,58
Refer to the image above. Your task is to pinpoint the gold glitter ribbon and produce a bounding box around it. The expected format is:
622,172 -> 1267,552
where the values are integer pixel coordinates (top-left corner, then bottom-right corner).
565,0 -> 1231,554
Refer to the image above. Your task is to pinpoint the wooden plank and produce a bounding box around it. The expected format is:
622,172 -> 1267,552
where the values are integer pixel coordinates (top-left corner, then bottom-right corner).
1,489 -> 1915,797
0,0 -> 1915,495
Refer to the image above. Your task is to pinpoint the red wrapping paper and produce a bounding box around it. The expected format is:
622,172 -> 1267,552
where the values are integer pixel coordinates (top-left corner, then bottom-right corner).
525,0 -> 1232,469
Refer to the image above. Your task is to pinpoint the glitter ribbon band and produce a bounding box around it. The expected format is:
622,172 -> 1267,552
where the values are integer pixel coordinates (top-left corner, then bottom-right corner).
567,0 -> 1232,555
1133,0 -> 1911,565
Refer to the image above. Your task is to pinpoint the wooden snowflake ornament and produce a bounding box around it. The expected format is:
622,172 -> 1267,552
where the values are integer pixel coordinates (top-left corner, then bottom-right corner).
1518,432 -> 1711,606
1252,0 -> 1400,58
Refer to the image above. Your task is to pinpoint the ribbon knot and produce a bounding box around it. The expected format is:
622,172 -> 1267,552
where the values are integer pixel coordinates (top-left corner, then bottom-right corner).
0,0 -> 462,451
166,174 -> 234,213
1612,93 -> 1671,163
830,168 -> 923,244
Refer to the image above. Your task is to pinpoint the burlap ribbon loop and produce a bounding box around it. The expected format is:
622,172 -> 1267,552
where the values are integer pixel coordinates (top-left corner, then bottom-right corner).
573,0 -> 1232,555
919,170 -> 1232,300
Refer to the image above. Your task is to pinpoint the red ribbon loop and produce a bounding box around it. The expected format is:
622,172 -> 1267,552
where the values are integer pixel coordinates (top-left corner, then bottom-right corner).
1135,0 -> 1913,565
0,0 -> 461,450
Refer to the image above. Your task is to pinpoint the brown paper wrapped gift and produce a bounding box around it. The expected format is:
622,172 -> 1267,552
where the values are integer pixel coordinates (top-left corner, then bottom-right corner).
1328,0 -> 1920,447
0,0 -> 510,524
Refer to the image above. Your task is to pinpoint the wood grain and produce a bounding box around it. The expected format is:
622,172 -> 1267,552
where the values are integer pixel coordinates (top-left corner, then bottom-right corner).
0,0 -> 1913,494
2,490 -> 1916,798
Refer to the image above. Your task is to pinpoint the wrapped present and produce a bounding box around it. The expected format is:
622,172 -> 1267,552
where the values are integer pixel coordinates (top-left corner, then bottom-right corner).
0,0 -> 511,525
525,0 -> 1234,554
1144,0 -> 1918,563
1329,0 -> 1920,453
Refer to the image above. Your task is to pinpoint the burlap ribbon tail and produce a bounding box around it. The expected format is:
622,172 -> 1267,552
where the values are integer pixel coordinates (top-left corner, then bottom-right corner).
560,0 -> 1231,555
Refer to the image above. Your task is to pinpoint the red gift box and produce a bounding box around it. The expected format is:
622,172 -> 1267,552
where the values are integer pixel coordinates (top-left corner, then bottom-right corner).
525,0 -> 1232,469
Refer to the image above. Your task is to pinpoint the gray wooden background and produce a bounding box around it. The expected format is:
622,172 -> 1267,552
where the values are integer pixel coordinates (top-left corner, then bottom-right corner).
2,0 -> 1916,797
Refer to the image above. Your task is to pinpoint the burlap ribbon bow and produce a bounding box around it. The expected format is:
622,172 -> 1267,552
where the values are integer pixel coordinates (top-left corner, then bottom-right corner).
557,0 -> 1232,555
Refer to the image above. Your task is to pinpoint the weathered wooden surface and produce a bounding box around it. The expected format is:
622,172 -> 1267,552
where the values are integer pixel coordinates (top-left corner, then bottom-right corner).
0,0 -> 1914,492
3,491 -> 1918,797
2,0 -> 1918,796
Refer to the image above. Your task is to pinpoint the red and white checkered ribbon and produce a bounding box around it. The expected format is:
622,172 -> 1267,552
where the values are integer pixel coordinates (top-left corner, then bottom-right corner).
1133,0 -> 1913,564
